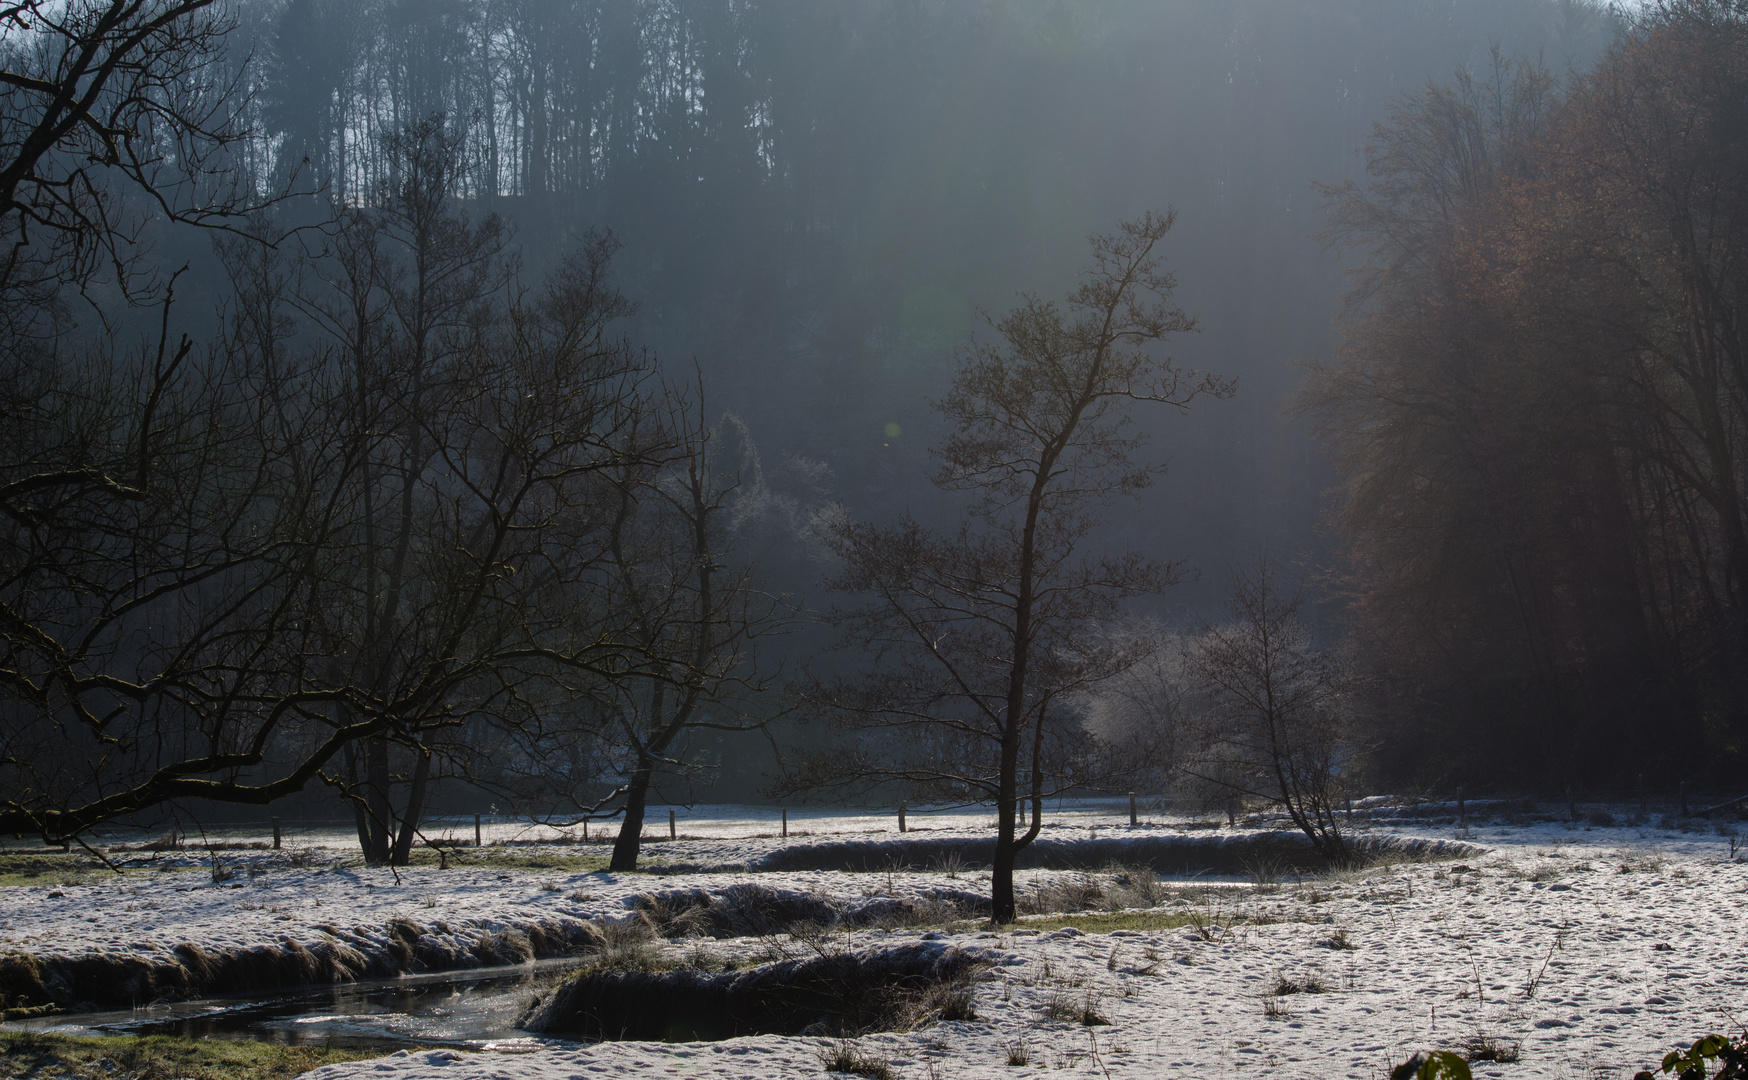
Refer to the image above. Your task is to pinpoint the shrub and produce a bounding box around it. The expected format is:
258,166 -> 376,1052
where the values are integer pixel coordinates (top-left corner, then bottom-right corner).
1391,1051 -> 1472,1080
1635,1033 -> 1748,1080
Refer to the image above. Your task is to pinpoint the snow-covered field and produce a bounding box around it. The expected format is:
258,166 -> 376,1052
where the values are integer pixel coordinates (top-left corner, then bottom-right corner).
3,810 -> 1745,1079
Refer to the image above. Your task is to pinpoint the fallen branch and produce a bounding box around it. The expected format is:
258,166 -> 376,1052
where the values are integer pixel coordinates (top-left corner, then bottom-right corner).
1697,793 -> 1748,817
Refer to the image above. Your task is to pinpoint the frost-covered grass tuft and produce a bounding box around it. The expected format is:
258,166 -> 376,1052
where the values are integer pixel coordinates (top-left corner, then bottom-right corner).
1460,1032 -> 1521,1063
818,1040 -> 898,1080
1043,990 -> 1108,1026
1269,972 -> 1328,995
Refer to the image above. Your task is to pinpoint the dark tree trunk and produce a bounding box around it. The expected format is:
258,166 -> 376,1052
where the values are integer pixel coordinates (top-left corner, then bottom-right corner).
610,760 -> 655,872
389,750 -> 431,865
344,739 -> 371,853
990,723 -> 1024,923
364,735 -> 392,865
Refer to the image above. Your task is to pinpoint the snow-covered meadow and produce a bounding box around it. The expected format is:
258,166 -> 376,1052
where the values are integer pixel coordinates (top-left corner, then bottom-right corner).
2,806 -> 1745,1079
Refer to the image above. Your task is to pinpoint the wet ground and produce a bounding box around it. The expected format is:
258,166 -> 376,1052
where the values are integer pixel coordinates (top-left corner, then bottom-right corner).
9,960 -> 587,1051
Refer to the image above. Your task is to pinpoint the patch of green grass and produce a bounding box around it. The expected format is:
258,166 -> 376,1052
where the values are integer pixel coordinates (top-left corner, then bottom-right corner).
0,855 -> 106,889
0,1032 -> 403,1080
0,853 -> 206,888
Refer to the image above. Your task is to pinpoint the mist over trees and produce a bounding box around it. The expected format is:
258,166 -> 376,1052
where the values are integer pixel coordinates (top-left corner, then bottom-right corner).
223,0 -> 1621,605
11,0 -> 1746,878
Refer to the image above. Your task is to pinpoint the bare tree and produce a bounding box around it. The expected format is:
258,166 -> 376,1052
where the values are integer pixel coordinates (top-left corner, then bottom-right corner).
494,387 -> 784,872
1182,556 -> 1356,861
0,222 -> 654,851
339,114 -> 510,865
1,0 -> 275,342
595,391 -> 780,871
790,212 -> 1231,923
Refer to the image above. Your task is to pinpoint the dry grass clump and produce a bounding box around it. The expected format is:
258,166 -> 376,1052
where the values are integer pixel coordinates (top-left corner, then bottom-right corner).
928,982 -> 977,1022
1615,854 -> 1668,875
1461,1032 -> 1521,1063
1240,855 -> 1285,889
861,894 -> 982,930
928,850 -> 970,878
632,884 -> 843,938
1017,865 -> 1169,916
818,1041 -> 899,1080
1269,972 -> 1328,995
1019,874 -> 1103,915
1099,864 -> 1170,908
1043,990 -> 1109,1026
587,919 -> 668,973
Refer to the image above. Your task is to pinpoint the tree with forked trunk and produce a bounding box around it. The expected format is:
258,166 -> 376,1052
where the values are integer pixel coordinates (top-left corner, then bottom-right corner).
1180,555 -> 1357,863
787,211 -> 1232,924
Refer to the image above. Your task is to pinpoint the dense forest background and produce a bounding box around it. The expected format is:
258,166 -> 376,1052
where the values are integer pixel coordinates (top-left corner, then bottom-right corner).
18,0 -> 1748,846
200,0 -> 1623,803
207,0 -> 1615,607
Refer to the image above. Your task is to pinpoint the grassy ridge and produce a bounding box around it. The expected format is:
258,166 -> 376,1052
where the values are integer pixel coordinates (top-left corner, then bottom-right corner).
0,1032 -> 399,1080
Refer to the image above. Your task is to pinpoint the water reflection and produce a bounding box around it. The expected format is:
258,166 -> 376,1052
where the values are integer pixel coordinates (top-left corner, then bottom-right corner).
13,962 -> 585,1052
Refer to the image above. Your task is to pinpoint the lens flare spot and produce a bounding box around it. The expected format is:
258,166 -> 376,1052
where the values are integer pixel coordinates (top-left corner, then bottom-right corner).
884,422 -> 902,439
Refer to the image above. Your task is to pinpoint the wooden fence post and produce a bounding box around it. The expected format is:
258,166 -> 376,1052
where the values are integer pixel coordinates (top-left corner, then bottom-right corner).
899,802 -> 907,834
1129,793 -> 1138,827
781,808 -> 788,838
272,817 -> 281,849
475,814 -> 482,848
668,809 -> 676,840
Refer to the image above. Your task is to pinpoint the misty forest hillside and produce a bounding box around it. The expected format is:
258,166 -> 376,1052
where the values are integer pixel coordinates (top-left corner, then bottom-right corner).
242,0 -> 1616,593
4,0 -> 1747,865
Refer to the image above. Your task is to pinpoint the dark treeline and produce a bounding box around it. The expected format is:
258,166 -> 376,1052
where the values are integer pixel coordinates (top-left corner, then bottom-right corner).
14,0 -> 1736,879
1309,3 -> 1748,790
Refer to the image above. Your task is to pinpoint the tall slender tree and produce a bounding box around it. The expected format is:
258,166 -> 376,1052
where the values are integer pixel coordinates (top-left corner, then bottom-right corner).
794,212 -> 1231,923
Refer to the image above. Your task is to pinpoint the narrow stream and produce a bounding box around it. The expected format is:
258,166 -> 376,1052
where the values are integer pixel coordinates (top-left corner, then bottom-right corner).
6,960 -> 588,1051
